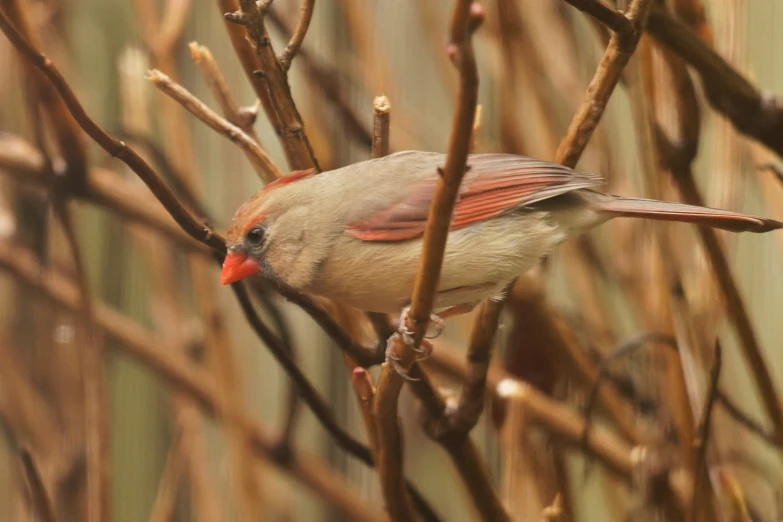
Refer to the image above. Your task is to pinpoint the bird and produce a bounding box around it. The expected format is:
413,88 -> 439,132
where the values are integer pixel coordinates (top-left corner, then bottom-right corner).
220,150 -> 781,317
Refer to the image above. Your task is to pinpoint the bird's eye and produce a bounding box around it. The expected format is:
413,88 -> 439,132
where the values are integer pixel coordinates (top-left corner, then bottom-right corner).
245,227 -> 265,247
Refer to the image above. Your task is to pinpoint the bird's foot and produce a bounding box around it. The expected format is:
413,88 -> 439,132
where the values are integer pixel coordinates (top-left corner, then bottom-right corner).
396,305 -> 451,343
385,335 -> 420,382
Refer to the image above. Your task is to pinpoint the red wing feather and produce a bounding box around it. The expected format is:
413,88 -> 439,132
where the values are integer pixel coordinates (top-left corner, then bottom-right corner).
346,154 -> 603,241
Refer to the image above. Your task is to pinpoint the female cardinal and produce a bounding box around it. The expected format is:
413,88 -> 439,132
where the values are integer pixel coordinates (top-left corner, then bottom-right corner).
221,151 -> 781,314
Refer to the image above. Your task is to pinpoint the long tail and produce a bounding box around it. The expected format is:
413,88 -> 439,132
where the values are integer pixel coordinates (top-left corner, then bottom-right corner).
594,194 -> 782,233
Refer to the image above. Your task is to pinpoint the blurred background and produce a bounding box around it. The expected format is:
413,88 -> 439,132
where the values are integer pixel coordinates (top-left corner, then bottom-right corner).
1,0 -> 783,520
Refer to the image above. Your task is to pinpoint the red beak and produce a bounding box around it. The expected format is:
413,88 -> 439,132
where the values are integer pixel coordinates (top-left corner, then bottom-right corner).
221,252 -> 261,285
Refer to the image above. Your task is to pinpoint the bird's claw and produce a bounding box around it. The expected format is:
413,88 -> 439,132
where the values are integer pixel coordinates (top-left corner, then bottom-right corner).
396,306 -> 445,341
384,335 -> 420,382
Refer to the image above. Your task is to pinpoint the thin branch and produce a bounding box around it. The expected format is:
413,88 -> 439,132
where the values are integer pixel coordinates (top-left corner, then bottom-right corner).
20,450 -> 56,522
189,42 -> 261,135
562,0 -> 632,34
444,297 -> 505,435
690,342 -> 722,522
231,282 -> 369,459
278,0 -> 314,71
555,0 -> 653,168
265,6 -> 373,148
374,4 -> 486,520
0,240 -> 386,522
147,68 -> 282,183
230,0 -> 320,171
0,11 -> 226,252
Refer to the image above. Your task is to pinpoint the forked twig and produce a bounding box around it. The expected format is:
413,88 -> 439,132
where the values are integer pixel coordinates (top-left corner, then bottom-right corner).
278,0 -> 314,71
147,68 -> 282,182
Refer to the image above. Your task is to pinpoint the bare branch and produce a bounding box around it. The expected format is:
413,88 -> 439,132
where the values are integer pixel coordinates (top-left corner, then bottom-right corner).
232,0 -> 320,171
374,3 -> 488,520
561,0 -> 632,34
147,68 -> 282,183
555,0 -> 653,168
189,42 -> 260,133
278,0 -> 315,71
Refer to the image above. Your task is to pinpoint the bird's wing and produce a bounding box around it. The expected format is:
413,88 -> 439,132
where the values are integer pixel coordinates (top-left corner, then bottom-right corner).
345,154 -> 603,241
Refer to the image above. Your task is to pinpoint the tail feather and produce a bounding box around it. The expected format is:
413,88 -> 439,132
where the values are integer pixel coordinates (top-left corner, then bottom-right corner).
596,195 -> 783,233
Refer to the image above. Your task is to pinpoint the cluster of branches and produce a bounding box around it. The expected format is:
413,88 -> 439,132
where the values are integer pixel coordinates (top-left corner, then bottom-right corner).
0,0 -> 782,521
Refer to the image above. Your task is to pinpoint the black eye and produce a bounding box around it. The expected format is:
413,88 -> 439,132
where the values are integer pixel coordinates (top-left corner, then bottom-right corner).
245,227 -> 265,247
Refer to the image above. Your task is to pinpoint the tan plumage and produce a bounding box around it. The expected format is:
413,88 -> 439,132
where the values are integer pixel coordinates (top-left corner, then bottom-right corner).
222,151 -> 781,313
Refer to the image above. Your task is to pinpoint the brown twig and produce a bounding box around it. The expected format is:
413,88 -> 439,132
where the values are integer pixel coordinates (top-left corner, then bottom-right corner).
0,240 -> 386,522
565,0 -> 783,158
147,68 -> 282,183
689,342 -> 722,522
561,0 -> 632,34
189,42 -> 262,139
444,297 -> 505,435
264,6 -> 373,148
277,0 -> 314,72
374,4 -> 486,520
555,0 -> 653,168
20,450 -> 56,522
229,0 -> 319,171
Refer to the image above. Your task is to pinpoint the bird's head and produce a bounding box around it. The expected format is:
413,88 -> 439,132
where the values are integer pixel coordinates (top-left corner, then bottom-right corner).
220,168 -> 318,287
